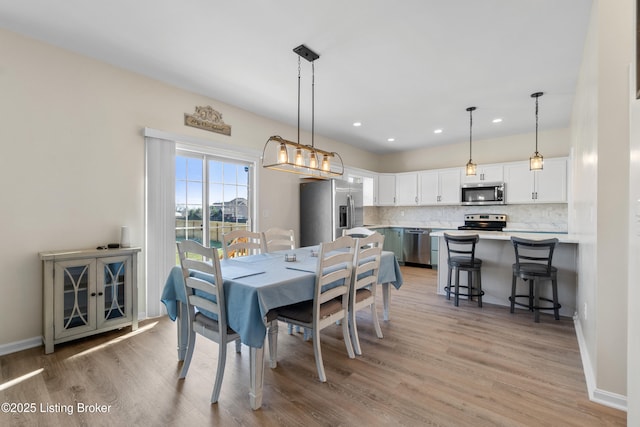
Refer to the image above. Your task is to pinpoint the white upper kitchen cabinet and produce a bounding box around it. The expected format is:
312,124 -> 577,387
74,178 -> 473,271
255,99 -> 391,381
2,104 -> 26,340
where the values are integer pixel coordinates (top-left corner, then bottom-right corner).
419,168 -> 461,205
460,163 -> 504,185
503,157 -> 567,204
377,173 -> 397,206
395,172 -> 419,205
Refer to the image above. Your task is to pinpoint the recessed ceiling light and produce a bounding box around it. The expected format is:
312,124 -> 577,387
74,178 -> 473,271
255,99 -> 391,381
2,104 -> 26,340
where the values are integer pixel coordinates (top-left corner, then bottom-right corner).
353,122 -> 362,127
492,118 -> 503,123
387,138 -> 395,142
434,129 -> 443,134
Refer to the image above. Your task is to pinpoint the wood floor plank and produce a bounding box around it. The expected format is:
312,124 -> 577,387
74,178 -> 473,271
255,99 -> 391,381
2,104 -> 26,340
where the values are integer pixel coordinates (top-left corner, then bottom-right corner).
0,266 -> 627,426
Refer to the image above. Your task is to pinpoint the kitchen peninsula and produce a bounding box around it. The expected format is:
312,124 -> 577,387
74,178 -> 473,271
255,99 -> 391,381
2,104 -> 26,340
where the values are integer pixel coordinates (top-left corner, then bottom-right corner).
430,230 -> 579,317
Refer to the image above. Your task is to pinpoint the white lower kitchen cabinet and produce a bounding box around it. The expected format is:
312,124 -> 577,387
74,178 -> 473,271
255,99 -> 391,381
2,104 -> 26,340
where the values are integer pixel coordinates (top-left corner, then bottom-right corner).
40,247 -> 141,353
504,157 -> 567,204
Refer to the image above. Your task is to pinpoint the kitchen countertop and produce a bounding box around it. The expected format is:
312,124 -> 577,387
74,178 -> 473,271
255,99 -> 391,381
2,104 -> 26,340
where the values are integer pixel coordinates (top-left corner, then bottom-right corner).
429,229 -> 579,244
364,224 -> 576,243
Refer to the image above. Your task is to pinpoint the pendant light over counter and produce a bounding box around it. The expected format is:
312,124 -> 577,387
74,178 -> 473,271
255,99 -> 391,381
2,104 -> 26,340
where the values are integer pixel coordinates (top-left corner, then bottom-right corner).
530,91 -> 544,170
465,106 -> 477,176
261,44 -> 344,178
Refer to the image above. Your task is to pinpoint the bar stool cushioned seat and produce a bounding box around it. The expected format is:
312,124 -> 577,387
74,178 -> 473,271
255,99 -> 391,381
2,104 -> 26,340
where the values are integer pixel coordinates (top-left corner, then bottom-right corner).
509,236 -> 560,322
444,233 -> 483,307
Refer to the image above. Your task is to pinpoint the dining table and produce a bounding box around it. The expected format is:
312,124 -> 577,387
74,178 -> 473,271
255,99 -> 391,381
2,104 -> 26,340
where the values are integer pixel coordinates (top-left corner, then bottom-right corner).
160,245 -> 403,410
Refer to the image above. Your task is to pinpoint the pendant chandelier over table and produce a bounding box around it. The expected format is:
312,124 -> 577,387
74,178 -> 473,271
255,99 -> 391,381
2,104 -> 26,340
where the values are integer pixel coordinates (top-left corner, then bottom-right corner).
261,44 -> 344,178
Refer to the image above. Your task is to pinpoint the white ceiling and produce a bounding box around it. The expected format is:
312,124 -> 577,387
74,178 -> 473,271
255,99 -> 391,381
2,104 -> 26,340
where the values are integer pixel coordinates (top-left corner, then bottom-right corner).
0,0 -> 592,154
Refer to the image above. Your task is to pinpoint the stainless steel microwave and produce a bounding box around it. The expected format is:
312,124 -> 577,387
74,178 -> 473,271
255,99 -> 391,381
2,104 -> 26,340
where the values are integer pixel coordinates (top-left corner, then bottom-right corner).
461,182 -> 505,205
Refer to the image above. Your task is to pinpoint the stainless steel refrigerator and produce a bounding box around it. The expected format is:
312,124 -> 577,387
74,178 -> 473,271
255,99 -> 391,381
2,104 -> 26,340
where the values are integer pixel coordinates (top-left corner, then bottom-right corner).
300,179 -> 364,247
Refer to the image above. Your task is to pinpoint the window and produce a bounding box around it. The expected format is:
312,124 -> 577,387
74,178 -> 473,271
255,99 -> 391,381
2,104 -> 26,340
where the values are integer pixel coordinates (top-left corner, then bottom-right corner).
175,152 -> 252,256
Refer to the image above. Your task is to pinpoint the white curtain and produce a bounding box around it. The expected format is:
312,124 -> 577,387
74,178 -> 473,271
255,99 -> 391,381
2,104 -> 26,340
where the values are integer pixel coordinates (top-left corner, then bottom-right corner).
144,135 -> 176,318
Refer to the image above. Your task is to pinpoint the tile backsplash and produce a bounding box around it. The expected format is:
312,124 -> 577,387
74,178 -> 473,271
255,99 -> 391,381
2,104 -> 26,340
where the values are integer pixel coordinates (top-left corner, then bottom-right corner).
364,203 -> 568,232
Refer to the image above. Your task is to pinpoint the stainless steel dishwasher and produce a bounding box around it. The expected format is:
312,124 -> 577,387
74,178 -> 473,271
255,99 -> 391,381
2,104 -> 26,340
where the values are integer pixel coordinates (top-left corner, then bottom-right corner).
402,228 -> 432,267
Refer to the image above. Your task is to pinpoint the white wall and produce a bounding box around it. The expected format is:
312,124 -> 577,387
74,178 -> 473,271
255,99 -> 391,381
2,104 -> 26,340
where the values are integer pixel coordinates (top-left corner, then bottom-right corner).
570,0 -> 631,407
0,28 -> 378,349
628,76 -> 640,427
628,1 -> 640,423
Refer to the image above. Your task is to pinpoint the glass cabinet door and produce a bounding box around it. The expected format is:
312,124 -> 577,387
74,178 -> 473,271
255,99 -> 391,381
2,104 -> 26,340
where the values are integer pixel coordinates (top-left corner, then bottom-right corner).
97,256 -> 132,328
54,259 -> 97,339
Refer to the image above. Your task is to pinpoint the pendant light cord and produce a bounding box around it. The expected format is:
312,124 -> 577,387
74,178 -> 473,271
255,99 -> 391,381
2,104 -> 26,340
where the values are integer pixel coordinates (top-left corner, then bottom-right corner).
297,56 -> 301,145
469,108 -> 473,159
312,61 -> 315,148
535,94 -> 539,153
466,106 -> 476,160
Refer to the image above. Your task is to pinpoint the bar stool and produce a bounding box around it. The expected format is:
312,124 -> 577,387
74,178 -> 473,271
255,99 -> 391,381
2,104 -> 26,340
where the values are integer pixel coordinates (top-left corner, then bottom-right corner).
444,233 -> 483,307
510,236 -> 560,322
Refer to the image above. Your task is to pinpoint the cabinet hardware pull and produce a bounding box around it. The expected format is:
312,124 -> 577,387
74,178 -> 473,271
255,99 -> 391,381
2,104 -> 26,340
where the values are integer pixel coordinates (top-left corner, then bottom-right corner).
91,292 -> 96,297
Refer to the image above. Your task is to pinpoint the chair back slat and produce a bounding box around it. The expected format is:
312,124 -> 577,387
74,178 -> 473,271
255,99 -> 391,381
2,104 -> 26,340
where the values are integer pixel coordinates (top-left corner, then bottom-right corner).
353,233 -> 384,294
511,237 -> 558,273
444,233 -> 479,263
315,236 -> 355,306
177,240 -> 227,329
222,230 -> 263,259
262,228 -> 295,252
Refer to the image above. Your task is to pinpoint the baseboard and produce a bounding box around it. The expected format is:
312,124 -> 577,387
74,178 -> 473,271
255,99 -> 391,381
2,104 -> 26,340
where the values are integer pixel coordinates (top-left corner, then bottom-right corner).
0,336 -> 42,356
0,311 -> 153,357
574,315 -> 628,412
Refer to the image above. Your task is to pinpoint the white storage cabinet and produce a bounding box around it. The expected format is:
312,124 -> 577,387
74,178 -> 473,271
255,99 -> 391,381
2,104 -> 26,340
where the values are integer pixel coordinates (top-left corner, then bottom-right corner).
40,247 -> 140,353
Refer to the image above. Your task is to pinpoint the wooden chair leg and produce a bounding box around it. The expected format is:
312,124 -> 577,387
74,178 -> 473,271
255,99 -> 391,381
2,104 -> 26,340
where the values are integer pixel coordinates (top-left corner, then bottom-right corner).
510,274 -> 517,313
533,280 -> 540,323
476,271 -> 482,308
312,328 -> 326,382
342,315 -> 355,359
371,303 -> 383,339
552,278 -> 560,320
528,280 -> 535,312
210,339 -> 228,403
350,305 -> 362,356
446,266 -> 452,300
454,268 -> 460,307
179,329 -> 196,379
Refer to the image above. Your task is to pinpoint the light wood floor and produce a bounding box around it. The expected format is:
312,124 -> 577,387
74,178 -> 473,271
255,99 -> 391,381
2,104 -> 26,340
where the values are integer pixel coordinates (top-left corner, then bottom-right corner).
0,267 -> 626,426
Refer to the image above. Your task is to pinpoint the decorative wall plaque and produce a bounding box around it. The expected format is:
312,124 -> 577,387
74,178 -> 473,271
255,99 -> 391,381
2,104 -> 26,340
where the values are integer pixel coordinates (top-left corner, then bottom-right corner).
184,105 -> 232,136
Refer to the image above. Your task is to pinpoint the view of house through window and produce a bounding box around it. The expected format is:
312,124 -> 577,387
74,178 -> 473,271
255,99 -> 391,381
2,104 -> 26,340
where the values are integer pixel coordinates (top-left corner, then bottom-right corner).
175,152 -> 252,257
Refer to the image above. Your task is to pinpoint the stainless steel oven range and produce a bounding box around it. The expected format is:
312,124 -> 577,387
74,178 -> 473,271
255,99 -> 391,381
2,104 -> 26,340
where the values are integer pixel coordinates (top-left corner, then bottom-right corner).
458,214 -> 507,231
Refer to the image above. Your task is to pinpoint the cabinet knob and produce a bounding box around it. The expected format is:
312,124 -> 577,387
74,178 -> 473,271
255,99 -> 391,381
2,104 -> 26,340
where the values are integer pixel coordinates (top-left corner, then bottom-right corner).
98,292 -> 103,296
91,292 -> 96,297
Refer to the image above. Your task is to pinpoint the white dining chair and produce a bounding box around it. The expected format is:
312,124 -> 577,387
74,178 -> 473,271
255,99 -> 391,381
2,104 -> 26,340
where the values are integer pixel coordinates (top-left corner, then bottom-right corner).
176,240 -> 241,403
272,235 -> 356,382
221,229 -> 263,259
342,226 -> 375,238
262,227 -> 295,252
349,233 -> 384,355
